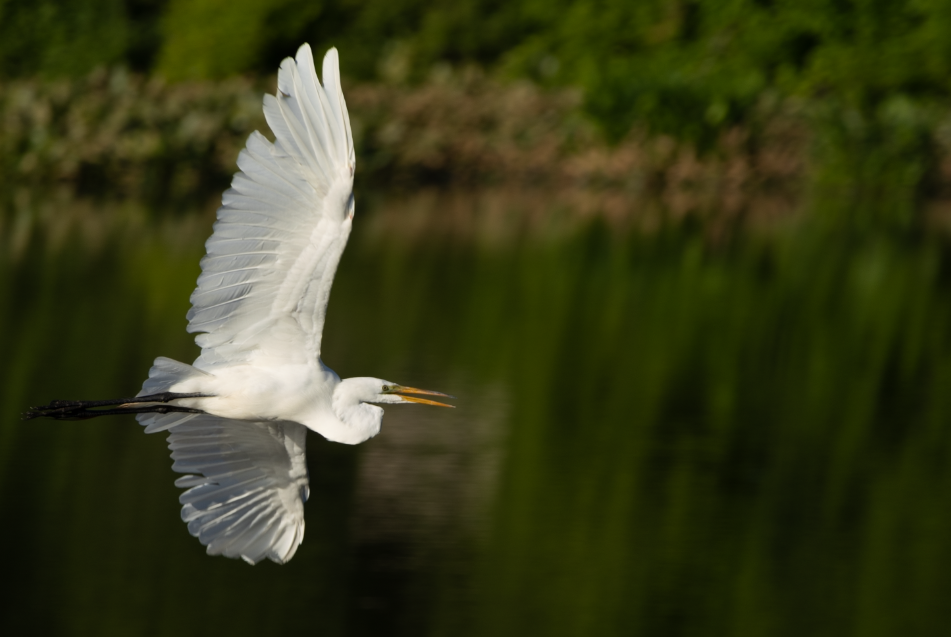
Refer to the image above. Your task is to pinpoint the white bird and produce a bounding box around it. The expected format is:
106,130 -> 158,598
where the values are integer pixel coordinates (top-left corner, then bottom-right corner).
25,44 -> 453,565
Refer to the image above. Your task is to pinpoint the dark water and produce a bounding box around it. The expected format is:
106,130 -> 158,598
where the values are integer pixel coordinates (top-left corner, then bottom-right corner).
3,193 -> 951,636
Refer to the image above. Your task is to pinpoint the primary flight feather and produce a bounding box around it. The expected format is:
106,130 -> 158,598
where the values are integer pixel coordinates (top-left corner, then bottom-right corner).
26,44 -> 453,565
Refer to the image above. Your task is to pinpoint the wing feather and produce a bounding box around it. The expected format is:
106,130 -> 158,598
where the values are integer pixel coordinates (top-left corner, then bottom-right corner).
188,44 -> 355,367
321,48 -> 355,165
141,412 -> 310,565
289,54 -> 340,171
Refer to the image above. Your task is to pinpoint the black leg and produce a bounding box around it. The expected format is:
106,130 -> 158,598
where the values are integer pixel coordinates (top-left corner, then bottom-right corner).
23,392 -> 213,421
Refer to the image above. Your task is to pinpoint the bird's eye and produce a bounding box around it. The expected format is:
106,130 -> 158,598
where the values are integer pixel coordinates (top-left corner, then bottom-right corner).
382,385 -> 390,392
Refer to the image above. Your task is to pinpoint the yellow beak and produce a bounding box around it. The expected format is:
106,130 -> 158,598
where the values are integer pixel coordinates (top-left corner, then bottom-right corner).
391,386 -> 455,408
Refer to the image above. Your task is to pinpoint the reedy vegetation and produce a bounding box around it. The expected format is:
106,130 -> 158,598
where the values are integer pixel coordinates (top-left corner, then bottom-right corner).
4,0 -> 951,225
0,68 -> 807,218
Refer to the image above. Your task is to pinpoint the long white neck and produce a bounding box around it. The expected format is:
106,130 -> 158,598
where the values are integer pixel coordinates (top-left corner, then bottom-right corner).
325,377 -> 384,445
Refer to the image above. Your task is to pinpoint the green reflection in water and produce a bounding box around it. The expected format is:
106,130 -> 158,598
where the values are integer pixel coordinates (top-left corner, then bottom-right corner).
461,228 -> 951,637
3,197 -> 951,636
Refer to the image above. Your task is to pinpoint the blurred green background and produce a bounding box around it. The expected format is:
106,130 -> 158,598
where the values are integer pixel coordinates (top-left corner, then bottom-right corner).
4,1 -> 951,636
6,0 -> 951,219
7,0 -> 951,145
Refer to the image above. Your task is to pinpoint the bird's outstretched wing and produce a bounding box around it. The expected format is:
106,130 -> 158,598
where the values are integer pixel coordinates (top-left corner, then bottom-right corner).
141,411 -> 310,564
187,44 -> 355,367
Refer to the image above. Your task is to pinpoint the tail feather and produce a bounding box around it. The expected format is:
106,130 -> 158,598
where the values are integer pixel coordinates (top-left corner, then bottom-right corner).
138,357 -> 211,433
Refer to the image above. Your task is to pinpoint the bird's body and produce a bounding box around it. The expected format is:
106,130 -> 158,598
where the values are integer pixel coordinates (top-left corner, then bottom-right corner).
151,357 -> 386,445
26,44 -> 452,565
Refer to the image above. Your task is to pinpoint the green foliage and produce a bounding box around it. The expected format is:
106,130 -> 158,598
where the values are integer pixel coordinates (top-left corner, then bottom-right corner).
7,72 -> 802,207
0,70 -> 267,202
8,0 -> 951,142
0,0 -> 131,77
6,0 -> 951,218
155,0 -> 327,79
499,0 -> 951,143
809,95 -> 940,229
156,0 -> 275,80
152,0 -> 537,81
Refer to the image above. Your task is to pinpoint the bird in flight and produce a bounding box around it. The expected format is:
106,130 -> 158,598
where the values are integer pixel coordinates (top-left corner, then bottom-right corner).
25,44 -> 453,565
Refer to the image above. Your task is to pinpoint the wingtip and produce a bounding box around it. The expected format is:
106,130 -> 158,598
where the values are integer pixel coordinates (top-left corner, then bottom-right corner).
322,47 -> 341,82
295,42 -> 314,63
294,43 -> 339,72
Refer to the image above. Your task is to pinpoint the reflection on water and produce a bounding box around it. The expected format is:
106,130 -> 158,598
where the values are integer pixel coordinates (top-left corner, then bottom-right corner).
3,191 -> 951,636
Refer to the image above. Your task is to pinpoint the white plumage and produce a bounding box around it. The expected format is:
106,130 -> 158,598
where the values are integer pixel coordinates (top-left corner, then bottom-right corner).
123,45 -> 452,565
188,46 -> 355,366
170,415 -> 308,565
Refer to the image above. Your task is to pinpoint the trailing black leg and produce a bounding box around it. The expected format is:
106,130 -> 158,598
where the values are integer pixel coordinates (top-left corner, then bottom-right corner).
23,392 -> 213,421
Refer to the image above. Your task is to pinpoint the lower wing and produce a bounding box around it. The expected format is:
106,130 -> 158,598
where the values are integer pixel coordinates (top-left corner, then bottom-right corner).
138,411 -> 310,565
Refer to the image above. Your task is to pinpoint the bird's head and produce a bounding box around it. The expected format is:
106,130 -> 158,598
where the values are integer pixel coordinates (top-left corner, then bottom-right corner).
373,380 -> 454,407
334,377 -> 454,409
328,377 -> 454,444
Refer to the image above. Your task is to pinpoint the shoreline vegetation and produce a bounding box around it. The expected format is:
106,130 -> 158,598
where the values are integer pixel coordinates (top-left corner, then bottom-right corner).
6,67 -> 951,237
6,1 -> 951,234
3,68 -> 806,221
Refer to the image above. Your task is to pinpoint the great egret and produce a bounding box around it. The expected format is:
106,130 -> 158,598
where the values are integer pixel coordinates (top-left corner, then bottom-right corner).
25,44 -> 454,565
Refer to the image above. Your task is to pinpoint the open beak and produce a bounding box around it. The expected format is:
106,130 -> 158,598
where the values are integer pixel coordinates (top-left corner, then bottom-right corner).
388,386 -> 455,408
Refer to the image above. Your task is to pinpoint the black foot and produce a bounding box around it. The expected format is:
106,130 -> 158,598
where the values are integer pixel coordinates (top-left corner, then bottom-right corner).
23,392 -> 213,421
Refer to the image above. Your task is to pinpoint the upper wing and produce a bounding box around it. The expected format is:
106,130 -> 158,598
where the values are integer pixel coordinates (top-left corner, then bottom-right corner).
141,411 -> 310,565
187,44 -> 356,368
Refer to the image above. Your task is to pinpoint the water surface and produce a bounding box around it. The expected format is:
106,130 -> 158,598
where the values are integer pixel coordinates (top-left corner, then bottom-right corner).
2,191 -> 951,636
